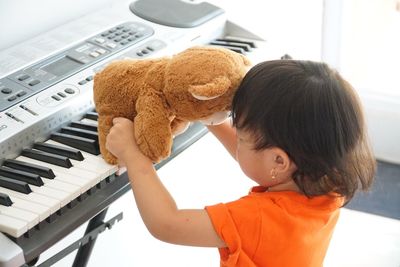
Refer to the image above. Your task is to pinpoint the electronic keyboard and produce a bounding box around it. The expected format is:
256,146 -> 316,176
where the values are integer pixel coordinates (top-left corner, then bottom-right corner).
0,0 -> 285,266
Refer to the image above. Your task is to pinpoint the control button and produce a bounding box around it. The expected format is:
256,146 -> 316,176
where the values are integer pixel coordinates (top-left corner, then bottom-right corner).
147,46 -> 154,51
94,38 -> 105,44
89,52 -> 100,58
96,48 -> 106,54
114,38 -> 122,42
121,34 -> 129,39
135,34 -> 143,38
86,76 -> 93,81
136,52 -> 143,57
106,43 -> 117,49
129,31 -> 137,35
101,32 -> 110,37
7,95 -> 17,101
64,88 -> 75,94
17,74 -> 30,81
52,95 -> 61,101
107,34 -> 116,39
108,29 -> 117,33
115,31 -> 123,36
57,92 -> 66,98
1,88 -> 12,94
78,80 -> 87,85
141,49 -> 149,54
120,40 -> 129,45
128,37 -> 136,42
17,91 -> 27,97
122,28 -> 130,32
28,80 -> 40,86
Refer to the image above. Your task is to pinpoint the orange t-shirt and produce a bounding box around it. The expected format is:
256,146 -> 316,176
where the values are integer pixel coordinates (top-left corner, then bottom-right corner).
205,187 -> 343,267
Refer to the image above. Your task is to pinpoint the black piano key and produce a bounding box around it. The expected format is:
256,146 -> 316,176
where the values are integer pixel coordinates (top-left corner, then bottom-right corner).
3,159 -> 55,179
51,132 -> 100,155
60,126 -> 98,141
84,111 -> 98,121
34,142 -> 84,161
70,121 -> 98,132
0,192 -> 13,206
210,40 -> 251,52
0,176 -> 32,194
216,38 -> 256,48
209,44 -> 245,54
0,166 -> 44,186
21,148 -> 72,168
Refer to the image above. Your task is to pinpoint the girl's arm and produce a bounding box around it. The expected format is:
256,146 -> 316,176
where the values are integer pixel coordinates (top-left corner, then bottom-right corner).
106,117 -> 225,247
206,120 -> 237,160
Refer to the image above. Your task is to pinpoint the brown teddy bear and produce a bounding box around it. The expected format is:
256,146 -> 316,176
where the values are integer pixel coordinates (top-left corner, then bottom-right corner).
93,46 -> 251,164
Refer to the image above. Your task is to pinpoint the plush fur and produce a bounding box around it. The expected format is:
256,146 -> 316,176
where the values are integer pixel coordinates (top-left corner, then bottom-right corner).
93,46 -> 251,164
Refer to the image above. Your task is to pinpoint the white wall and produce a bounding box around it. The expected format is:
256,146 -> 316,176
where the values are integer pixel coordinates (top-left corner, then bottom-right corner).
0,0 -> 125,51
322,0 -> 400,164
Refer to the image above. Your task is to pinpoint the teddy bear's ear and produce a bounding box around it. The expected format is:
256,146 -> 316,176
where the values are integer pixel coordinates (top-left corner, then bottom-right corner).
189,76 -> 232,100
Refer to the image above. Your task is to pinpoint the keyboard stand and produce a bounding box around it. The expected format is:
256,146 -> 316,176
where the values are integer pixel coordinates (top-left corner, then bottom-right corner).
35,210 -> 123,267
72,208 -> 109,267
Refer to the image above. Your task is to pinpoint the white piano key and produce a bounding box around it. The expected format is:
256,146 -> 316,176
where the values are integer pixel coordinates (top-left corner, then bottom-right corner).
41,178 -> 81,197
79,118 -> 98,126
10,197 -> 51,221
0,205 -> 39,229
16,156 -> 102,185
0,214 -> 28,238
29,185 -> 72,207
43,171 -> 92,193
46,140 -> 118,177
0,187 -> 59,214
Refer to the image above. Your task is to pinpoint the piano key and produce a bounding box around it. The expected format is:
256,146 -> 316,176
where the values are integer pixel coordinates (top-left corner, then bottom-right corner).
33,142 -> 84,161
0,176 -> 32,194
60,126 -> 98,140
21,148 -> 72,168
3,159 -> 55,179
9,196 -> 51,221
0,187 -> 59,214
84,111 -> 98,121
0,192 -> 12,206
79,118 -> 98,126
45,140 -> 118,177
0,205 -> 39,229
0,214 -> 28,238
29,185 -> 75,207
16,156 -> 103,188
50,132 -> 100,155
209,44 -> 245,54
0,166 -> 44,186
210,40 -> 251,52
70,121 -> 98,132
216,38 -> 256,48
40,178 -> 81,197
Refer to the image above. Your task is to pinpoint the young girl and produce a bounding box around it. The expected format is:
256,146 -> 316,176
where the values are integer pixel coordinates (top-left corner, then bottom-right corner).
105,59 -> 376,266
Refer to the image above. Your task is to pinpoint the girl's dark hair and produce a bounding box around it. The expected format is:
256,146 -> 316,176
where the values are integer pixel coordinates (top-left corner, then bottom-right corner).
232,60 -> 376,203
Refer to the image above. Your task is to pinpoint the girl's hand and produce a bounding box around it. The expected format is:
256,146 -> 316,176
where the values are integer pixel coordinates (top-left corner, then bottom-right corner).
105,117 -> 151,167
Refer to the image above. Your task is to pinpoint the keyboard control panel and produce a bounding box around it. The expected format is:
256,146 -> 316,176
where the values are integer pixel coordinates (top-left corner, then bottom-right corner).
0,22 -> 154,112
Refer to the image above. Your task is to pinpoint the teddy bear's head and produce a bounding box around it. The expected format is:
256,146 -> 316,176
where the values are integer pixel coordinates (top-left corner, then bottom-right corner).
163,46 -> 251,125
94,46 -> 252,164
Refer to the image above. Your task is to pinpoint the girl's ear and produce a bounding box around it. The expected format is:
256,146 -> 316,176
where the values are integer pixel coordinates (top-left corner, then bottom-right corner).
270,147 -> 293,174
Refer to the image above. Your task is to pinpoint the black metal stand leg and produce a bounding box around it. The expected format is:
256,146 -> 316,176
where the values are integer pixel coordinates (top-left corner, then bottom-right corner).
72,208 -> 108,267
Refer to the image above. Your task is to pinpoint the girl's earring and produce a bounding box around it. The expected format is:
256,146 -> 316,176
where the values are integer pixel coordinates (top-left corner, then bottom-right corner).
270,168 -> 277,179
